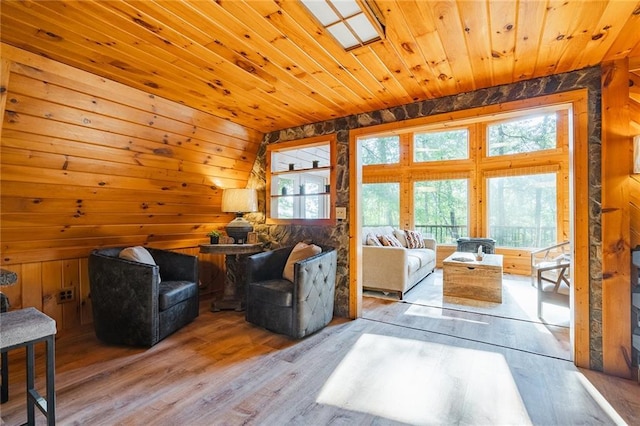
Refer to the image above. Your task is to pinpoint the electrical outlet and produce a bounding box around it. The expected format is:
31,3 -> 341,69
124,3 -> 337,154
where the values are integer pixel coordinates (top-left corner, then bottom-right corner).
336,206 -> 347,220
57,287 -> 75,304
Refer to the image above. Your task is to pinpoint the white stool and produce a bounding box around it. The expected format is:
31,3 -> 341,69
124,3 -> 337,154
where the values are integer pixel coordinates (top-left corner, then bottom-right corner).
0,307 -> 57,425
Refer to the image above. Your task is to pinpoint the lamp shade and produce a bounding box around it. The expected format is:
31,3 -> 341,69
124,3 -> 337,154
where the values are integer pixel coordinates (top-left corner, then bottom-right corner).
221,189 -> 258,213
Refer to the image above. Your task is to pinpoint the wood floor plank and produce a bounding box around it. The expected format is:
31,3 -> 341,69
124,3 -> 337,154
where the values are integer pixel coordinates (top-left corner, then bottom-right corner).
1,297 -> 637,425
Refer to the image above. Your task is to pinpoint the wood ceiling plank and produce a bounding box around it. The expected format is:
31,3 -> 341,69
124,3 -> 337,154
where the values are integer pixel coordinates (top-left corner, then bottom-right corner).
1,0 -> 303,130
603,1 -> 640,61
534,0 -> 611,77
367,40 -> 425,105
455,0 -> 493,88
377,0 -> 437,99
488,0 -> 518,86
570,1 -> 639,70
0,13 -> 271,130
92,0 -> 325,127
392,1 -> 451,97
512,0 -> 548,82
257,0 -> 399,110
416,0 -> 475,95
161,0 -> 370,115
3,45 -> 262,142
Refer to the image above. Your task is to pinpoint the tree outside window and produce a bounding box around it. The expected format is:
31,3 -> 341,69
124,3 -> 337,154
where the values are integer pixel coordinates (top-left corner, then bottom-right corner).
362,183 -> 399,227
414,180 -> 468,244
488,173 -> 557,248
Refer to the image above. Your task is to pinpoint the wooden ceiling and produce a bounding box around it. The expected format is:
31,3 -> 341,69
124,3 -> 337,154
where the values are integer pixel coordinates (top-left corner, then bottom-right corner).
1,0 -> 640,133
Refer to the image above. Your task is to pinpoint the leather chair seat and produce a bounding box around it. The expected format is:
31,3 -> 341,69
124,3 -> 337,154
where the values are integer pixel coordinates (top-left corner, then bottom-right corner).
159,281 -> 199,311
249,279 -> 294,307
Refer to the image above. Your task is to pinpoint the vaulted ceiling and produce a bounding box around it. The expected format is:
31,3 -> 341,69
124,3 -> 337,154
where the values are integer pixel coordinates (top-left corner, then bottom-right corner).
1,0 -> 639,133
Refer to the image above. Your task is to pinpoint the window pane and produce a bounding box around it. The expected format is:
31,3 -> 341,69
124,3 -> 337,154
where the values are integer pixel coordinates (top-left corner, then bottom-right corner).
487,113 -> 557,156
414,180 -> 468,244
362,183 -> 399,227
414,129 -> 468,162
360,135 -> 400,165
488,173 -> 557,248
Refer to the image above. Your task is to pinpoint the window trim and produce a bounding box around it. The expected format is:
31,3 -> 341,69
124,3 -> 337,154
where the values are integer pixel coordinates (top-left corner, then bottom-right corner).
266,134 -> 337,226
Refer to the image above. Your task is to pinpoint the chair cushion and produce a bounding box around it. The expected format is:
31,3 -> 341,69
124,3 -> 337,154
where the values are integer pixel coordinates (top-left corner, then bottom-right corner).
158,280 -> 198,311
249,279 -> 294,307
283,242 -> 321,282
119,246 -> 161,282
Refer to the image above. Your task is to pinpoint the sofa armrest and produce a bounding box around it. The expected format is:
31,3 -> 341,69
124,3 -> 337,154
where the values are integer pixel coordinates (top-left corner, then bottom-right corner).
362,246 -> 409,285
423,238 -> 437,251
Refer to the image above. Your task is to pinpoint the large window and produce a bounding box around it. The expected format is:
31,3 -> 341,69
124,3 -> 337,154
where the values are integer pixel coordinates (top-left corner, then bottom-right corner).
359,104 -> 569,251
414,179 -> 468,244
362,183 -> 399,227
487,113 -> 557,156
487,173 -> 557,248
360,135 -> 400,165
414,129 -> 468,162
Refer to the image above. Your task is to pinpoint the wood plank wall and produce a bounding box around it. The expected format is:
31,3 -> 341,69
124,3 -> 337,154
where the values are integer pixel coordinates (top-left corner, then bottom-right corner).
0,44 -> 263,333
601,59 -> 631,378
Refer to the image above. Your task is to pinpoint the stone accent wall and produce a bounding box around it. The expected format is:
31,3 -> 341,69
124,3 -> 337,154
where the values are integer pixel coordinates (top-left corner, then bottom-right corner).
250,67 -> 603,369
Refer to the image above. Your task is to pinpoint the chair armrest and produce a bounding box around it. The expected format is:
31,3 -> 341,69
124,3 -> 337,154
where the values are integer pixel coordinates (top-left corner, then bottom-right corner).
247,246 -> 293,283
294,249 -> 337,296
88,252 -> 159,345
147,248 -> 198,283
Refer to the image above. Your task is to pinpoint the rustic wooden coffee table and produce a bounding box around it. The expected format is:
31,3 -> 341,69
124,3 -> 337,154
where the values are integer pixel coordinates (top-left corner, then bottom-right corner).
443,252 -> 504,303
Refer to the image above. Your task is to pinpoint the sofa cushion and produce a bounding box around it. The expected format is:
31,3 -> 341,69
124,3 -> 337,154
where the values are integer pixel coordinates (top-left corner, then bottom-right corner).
283,242 -> 322,282
408,249 -> 435,270
158,280 -> 198,311
407,254 -> 422,275
249,279 -> 294,307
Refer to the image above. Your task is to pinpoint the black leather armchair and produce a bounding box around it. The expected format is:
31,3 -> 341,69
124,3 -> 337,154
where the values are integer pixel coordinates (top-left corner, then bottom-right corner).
245,246 -> 337,339
88,247 -> 199,347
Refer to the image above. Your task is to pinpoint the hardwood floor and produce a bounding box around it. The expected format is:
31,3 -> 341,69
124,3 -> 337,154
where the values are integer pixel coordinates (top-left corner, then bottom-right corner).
1,293 -> 638,425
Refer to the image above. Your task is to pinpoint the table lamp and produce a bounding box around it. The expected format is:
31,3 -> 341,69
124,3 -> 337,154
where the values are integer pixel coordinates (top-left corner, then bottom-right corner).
221,188 -> 258,244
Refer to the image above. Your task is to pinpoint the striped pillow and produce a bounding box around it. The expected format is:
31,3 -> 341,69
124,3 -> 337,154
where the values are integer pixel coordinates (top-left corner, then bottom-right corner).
404,230 -> 425,249
378,234 -> 403,247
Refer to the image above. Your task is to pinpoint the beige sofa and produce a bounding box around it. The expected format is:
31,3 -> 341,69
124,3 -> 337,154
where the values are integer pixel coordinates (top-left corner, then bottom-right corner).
362,226 -> 437,299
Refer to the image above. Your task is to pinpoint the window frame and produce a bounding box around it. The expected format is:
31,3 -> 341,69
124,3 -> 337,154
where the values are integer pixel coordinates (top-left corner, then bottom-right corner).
266,134 -> 337,225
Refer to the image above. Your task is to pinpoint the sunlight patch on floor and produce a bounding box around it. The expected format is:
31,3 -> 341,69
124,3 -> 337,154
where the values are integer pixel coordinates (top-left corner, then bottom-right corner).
316,333 -> 532,425
403,303 -> 489,325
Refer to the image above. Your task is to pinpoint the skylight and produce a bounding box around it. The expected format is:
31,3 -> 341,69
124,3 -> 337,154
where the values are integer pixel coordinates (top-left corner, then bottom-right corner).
301,0 -> 385,50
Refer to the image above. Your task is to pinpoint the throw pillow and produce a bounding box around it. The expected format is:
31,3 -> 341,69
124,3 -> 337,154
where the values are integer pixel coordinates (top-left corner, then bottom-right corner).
393,228 -> 408,247
366,232 -> 383,246
404,230 -> 426,249
283,242 -> 322,282
377,234 -> 403,247
119,246 -> 161,281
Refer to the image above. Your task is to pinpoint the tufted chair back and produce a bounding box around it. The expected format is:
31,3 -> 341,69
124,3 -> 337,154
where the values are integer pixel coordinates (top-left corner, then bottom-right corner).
245,245 -> 337,339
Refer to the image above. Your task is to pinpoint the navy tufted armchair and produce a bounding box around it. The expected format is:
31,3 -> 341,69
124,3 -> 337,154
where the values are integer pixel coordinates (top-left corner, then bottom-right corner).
245,246 -> 337,339
88,247 -> 199,347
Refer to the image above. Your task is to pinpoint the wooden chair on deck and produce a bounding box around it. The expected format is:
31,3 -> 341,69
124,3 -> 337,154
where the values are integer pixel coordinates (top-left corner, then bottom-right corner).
531,241 -> 571,318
